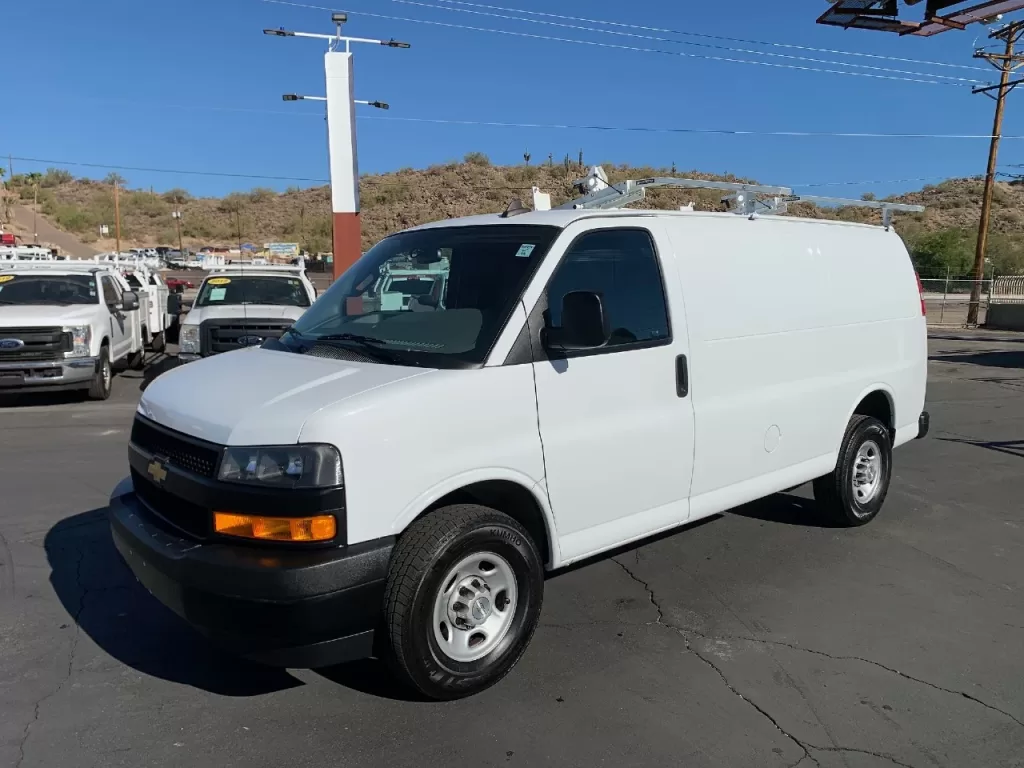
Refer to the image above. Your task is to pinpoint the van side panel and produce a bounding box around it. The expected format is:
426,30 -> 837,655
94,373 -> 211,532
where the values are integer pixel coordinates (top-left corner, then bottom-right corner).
665,216 -> 926,511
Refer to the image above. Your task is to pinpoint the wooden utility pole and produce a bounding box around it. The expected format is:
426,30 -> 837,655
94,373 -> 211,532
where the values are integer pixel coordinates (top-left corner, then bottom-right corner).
33,185 -> 38,242
114,180 -> 122,254
968,21 -> 1024,326
173,210 -> 184,255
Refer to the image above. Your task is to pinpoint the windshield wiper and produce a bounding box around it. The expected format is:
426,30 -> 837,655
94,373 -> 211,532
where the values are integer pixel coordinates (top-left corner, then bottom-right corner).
314,332 -> 387,345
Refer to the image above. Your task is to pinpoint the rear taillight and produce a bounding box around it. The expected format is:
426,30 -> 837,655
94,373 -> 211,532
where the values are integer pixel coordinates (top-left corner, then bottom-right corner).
915,272 -> 927,317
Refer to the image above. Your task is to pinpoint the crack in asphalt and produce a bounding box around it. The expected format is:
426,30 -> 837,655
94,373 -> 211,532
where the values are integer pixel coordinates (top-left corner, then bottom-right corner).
15,546 -> 87,768
610,556 -> 1023,768
807,745 -> 920,768
613,558 -> 818,768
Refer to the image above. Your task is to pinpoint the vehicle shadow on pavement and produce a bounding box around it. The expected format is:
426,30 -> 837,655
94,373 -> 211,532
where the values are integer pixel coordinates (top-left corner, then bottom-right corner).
0,391 -> 88,408
938,437 -> 1024,460
930,349 -> 1024,369
45,508 -> 304,697
728,492 -> 845,528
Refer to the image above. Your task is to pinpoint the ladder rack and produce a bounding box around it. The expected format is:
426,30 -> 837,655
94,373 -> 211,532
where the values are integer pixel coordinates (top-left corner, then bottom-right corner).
556,166 -> 925,229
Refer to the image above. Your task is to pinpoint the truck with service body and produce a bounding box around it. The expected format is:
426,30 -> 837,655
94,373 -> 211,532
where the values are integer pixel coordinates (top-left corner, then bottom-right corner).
176,262 -> 316,361
114,259 -> 173,353
108,170 -> 930,699
1,262 -> 144,399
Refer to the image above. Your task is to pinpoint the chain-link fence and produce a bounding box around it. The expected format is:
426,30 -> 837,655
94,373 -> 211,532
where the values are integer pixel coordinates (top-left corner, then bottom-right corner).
920,278 -> 992,327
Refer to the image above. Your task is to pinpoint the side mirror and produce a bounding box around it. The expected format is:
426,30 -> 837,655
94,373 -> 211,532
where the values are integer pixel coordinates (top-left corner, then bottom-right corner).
120,290 -> 141,312
544,290 -> 609,351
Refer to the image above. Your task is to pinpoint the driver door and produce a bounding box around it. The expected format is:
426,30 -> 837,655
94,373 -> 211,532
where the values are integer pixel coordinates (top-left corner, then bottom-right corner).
101,275 -> 130,361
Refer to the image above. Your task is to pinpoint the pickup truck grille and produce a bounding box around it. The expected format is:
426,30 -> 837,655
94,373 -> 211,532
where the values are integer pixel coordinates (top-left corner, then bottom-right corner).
0,326 -> 72,363
130,467 -> 210,539
201,319 -> 291,356
130,416 -> 222,479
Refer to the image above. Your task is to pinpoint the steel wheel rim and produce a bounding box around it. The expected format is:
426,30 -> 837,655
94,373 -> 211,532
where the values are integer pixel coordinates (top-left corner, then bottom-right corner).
102,359 -> 111,390
432,551 -> 518,663
852,439 -> 882,509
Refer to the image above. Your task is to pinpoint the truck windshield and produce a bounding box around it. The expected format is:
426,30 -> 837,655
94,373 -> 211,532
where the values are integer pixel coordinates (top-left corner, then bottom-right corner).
0,274 -> 98,305
195,275 -> 310,308
284,224 -> 559,367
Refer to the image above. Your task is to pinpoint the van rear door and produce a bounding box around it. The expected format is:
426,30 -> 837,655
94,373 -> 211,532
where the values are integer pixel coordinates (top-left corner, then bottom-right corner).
527,220 -> 695,563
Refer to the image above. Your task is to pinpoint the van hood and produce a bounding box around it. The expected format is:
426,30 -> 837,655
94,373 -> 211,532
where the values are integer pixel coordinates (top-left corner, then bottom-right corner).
138,347 -> 432,445
0,304 -> 99,327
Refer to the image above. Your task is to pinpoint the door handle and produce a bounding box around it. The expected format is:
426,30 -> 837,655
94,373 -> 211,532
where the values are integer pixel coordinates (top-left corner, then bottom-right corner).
675,354 -> 689,398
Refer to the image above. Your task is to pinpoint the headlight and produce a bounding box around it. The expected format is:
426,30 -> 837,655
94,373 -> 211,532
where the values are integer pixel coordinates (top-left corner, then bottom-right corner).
63,325 -> 92,358
179,324 -> 200,354
218,444 -> 343,489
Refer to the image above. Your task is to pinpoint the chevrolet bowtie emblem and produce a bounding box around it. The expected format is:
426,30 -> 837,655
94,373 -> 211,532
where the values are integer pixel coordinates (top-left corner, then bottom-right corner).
147,460 -> 168,484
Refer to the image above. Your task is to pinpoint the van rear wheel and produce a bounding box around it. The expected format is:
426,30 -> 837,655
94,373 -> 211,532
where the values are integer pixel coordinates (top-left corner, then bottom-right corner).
383,504 -> 544,700
814,415 -> 892,527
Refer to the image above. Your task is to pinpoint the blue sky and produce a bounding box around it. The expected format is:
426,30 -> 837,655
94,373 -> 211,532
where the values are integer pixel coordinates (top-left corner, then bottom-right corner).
6,0 -> 1024,199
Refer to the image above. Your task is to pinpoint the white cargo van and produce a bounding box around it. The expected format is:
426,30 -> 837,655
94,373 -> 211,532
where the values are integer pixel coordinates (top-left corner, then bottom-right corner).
109,172 -> 929,700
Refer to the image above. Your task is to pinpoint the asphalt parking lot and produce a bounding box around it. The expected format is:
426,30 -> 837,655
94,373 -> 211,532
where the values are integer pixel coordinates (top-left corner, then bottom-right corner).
1,332 -> 1022,768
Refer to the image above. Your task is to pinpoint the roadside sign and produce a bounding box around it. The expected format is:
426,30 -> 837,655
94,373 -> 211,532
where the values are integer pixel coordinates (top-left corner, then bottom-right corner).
265,242 -> 299,258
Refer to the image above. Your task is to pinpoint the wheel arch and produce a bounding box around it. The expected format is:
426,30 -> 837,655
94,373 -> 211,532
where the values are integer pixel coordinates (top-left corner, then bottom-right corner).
391,470 -> 559,569
845,385 -> 896,442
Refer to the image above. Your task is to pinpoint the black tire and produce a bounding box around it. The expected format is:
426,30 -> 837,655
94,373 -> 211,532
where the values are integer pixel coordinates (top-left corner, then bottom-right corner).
813,415 -> 892,527
150,331 -> 166,354
384,504 -> 544,700
87,346 -> 112,401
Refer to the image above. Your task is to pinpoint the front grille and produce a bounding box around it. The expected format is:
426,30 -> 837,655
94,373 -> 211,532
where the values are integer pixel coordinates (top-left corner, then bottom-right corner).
131,467 -> 210,539
0,326 -> 71,362
130,416 -> 221,478
201,319 -> 291,356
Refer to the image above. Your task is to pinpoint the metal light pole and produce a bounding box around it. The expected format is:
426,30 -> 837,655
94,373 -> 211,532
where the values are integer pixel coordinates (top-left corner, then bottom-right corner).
265,14 -> 409,280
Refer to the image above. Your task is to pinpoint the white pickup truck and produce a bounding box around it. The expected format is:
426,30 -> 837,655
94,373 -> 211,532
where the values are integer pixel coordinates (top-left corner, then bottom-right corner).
0,262 -> 145,399
177,263 -> 316,361
115,261 -> 172,353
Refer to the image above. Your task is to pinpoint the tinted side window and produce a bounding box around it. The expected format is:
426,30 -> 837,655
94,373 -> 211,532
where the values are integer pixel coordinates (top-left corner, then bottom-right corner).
546,229 -> 670,350
101,276 -> 121,306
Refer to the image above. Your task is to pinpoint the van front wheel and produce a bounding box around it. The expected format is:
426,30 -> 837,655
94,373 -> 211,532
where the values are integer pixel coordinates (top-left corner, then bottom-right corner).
383,504 -> 544,700
814,415 -> 892,527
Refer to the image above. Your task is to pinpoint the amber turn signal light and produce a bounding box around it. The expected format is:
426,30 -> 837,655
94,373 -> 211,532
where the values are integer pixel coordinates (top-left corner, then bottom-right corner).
213,512 -> 336,542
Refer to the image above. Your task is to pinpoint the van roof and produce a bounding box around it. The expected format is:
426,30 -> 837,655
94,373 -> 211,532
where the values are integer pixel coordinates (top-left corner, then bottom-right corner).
407,208 -> 904,234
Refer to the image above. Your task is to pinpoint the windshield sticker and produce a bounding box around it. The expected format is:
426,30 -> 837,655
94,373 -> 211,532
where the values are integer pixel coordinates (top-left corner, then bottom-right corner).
514,244 -> 536,258
0,275 -> 15,283
209,287 -> 227,301
207,277 -> 232,286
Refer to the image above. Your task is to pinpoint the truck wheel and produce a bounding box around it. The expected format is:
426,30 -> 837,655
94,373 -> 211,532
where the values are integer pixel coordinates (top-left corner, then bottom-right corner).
813,415 -> 892,527
87,346 -> 112,401
150,332 -> 166,354
384,504 -> 544,700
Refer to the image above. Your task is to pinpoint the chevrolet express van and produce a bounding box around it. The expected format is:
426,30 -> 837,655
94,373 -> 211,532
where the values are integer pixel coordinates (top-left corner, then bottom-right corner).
109,204 -> 929,700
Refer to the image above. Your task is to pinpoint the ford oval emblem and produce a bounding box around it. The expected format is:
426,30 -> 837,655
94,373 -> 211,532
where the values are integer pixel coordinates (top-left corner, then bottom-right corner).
237,335 -> 264,347
0,338 -> 25,350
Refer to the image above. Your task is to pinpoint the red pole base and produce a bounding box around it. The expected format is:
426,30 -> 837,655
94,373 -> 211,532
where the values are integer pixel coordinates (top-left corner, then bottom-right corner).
332,212 -> 361,281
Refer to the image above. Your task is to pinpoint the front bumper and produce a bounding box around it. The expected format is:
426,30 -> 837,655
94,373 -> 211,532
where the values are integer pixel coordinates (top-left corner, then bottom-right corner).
0,356 -> 97,391
108,476 -> 394,667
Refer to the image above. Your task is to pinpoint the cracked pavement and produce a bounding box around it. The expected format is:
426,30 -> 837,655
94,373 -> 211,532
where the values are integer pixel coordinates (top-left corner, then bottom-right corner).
1,333 -> 1023,767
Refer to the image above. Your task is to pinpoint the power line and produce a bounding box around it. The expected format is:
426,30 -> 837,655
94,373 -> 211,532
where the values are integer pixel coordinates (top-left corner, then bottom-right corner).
429,0 -> 989,73
383,0 -> 983,83
359,114 -> 1024,140
262,0 -> 970,86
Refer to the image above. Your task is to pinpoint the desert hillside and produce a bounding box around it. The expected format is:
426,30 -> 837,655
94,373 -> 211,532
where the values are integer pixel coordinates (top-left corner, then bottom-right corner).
4,156 -> 1023,277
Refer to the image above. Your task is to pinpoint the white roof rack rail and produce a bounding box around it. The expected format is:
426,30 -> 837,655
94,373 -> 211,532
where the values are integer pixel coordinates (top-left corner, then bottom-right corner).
558,166 -> 924,230
204,259 -> 306,274
0,261 -> 107,273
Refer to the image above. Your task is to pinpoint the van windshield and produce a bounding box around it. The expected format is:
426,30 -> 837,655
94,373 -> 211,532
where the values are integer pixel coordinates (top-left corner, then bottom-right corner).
284,224 -> 558,367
